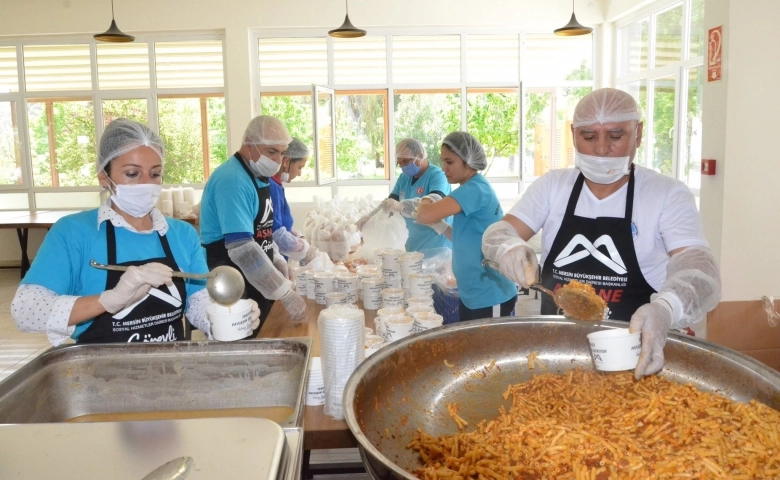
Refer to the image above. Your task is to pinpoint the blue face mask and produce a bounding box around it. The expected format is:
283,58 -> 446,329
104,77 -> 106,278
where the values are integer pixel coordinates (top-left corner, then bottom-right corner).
401,160 -> 421,177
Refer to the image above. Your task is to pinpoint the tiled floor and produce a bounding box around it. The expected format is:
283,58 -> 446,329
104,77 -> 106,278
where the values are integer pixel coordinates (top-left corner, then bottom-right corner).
0,267 -> 541,479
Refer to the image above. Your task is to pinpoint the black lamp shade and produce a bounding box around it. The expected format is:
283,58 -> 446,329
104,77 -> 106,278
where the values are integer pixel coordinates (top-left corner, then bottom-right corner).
94,19 -> 135,43
328,14 -> 366,38
554,12 -> 593,36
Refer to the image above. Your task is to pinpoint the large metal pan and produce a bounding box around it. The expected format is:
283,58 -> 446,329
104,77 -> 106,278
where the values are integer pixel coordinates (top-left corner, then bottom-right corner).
344,317 -> 780,479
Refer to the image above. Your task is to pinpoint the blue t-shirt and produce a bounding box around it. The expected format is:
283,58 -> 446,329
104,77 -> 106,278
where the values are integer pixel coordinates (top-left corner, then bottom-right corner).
448,174 -> 517,309
200,155 -> 270,243
269,178 -> 293,233
21,209 -> 207,340
391,165 -> 452,252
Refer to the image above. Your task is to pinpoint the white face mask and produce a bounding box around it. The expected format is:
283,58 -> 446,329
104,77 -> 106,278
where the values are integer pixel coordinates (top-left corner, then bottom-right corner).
248,153 -> 281,178
107,177 -> 162,218
574,151 -> 631,184
280,171 -> 290,183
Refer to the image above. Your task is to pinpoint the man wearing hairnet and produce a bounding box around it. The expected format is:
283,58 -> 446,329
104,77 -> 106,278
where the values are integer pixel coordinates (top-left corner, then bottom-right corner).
200,116 -> 307,336
482,88 -> 721,379
417,132 -> 517,321
356,138 -> 452,252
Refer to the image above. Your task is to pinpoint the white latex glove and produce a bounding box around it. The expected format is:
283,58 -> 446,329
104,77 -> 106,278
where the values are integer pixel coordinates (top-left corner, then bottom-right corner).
98,263 -> 173,314
499,245 -> 538,288
425,220 -> 451,235
382,198 -> 402,213
629,300 -> 673,379
398,198 -> 421,218
249,299 -> 261,331
280,289 -> 307,322
301,246 -> 320,266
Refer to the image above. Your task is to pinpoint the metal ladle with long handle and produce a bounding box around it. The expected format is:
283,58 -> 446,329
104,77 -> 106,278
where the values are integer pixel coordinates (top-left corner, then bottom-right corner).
90,259 -> 245,306
482,259 -> 607,321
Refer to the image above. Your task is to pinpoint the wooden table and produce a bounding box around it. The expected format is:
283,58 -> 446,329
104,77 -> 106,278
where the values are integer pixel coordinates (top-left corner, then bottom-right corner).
259,295 -> 377,476
0,210 -> 82,278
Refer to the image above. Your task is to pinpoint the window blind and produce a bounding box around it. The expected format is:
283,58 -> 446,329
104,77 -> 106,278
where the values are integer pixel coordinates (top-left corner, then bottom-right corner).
155,41 -> 224,89
0,47 -> 18,93
96,43 -> 151,90
333,36 -> 387,85
391,35 -> 460,84
258,38 -> 328,86
466,35 -> 519,84
23,44 -> 92,91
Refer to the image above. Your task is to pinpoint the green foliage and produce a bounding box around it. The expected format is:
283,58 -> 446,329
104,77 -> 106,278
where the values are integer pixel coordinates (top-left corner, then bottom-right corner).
260,95 -> 314,181
394,93 -> 460,167
466,92 -> 519,176
207,97 -> 227,172
0,103 -> 20,185
335,94 -> 386,179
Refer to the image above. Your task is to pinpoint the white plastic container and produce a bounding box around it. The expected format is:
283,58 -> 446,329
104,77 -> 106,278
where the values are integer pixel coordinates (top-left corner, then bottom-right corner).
207,299 -> 253,341
586,328 -> 641,371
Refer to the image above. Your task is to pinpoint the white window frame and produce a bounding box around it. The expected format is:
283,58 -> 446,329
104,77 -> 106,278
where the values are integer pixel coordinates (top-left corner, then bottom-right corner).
614,0 -> 704,196
0,33 -> 227,211
251,27 -> 598,203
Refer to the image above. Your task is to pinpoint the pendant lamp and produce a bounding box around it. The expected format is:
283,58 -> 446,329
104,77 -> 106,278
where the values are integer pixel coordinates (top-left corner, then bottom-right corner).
554,0 -> 592,36
94,0 -> 135,43
328,0 -> 366,38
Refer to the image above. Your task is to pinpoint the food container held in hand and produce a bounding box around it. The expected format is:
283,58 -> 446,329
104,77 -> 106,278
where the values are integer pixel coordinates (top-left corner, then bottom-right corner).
207,299 -> 253,341
586,328 -> 641,371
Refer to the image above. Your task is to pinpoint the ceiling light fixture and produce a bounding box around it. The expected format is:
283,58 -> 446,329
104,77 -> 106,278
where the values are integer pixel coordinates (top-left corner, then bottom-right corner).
554,0 -> 593,36
94,0 -> 135,43
328,0 -> 366,38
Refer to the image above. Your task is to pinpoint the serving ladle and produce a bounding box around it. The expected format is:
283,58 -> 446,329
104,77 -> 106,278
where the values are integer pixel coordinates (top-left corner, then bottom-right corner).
482,259 -> 606,321
90,259 -> 245,306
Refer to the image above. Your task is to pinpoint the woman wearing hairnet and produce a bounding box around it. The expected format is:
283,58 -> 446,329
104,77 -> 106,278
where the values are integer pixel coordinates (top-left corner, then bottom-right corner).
417,132 -> 517,321
200,115 -> 307,336
268,137 -> 320,263
10,118 -> 258,344
356,138 -> 452,252
481,88 -> 721,379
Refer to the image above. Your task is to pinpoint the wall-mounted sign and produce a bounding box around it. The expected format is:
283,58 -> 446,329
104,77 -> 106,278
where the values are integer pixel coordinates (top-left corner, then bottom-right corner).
708,26 -> 722,82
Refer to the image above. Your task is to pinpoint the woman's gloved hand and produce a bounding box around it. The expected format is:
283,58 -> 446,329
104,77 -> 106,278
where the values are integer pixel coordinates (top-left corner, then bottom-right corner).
249,299 -> 261,331
629,300 -> 673,379
273,255 -> 291,280
280,289 -> 307,322
355,215 -> 371,231
301,246 -> 320,266
398,198 -> 421,218
382,198 -> 402,213
98,263 -> 173,314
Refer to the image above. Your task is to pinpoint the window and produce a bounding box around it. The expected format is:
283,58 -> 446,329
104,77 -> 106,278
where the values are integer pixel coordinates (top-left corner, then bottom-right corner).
254,32 -> 593,200
616,0 -> 705,192
0,36 -> 226,210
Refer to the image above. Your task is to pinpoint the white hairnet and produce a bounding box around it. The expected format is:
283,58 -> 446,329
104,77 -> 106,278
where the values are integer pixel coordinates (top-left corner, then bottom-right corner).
243,115 -> 292,146
442,132 -> 487,170
285,138 -> 310,160
572,88 -> 642,128
395,138 -> 426,161
97,118 -> 164,173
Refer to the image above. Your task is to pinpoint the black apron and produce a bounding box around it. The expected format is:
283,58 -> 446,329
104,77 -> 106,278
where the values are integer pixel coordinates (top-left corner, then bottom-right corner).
540,166 -> 655,321
203,153 -> 275,337
79,222 -> 188,343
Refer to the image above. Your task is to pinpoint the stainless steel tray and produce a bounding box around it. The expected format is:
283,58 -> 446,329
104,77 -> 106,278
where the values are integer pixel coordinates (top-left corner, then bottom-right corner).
0,338 -> 311,430
344,317 -> 780,479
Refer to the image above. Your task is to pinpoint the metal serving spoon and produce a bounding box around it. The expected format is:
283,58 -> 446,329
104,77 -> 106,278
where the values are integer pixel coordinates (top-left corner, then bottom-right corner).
141,456 -> 193,480
482,259 -> 606,321
90,260 -> 245,306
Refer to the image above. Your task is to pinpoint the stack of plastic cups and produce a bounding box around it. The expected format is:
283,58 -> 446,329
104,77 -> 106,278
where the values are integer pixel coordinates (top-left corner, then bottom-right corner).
335,272 -> 359,304
305,357 -> 325,406
381,248 -> 403,289
294,265 -> 310,297
399,252 -> 423,291
313,271 -> 336,305
317,305 -> 365,419
361,277 -> 384,310
356,265 -> 380,301
305,269 -> 320,301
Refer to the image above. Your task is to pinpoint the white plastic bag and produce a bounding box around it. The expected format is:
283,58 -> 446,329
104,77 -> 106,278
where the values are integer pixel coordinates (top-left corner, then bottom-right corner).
359,210 -> 408,262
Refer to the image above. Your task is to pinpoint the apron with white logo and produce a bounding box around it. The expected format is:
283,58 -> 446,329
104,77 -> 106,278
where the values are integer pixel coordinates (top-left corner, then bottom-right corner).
203,153 -> 275,336
79,222 -> 187,343
540,166 -> 655,321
